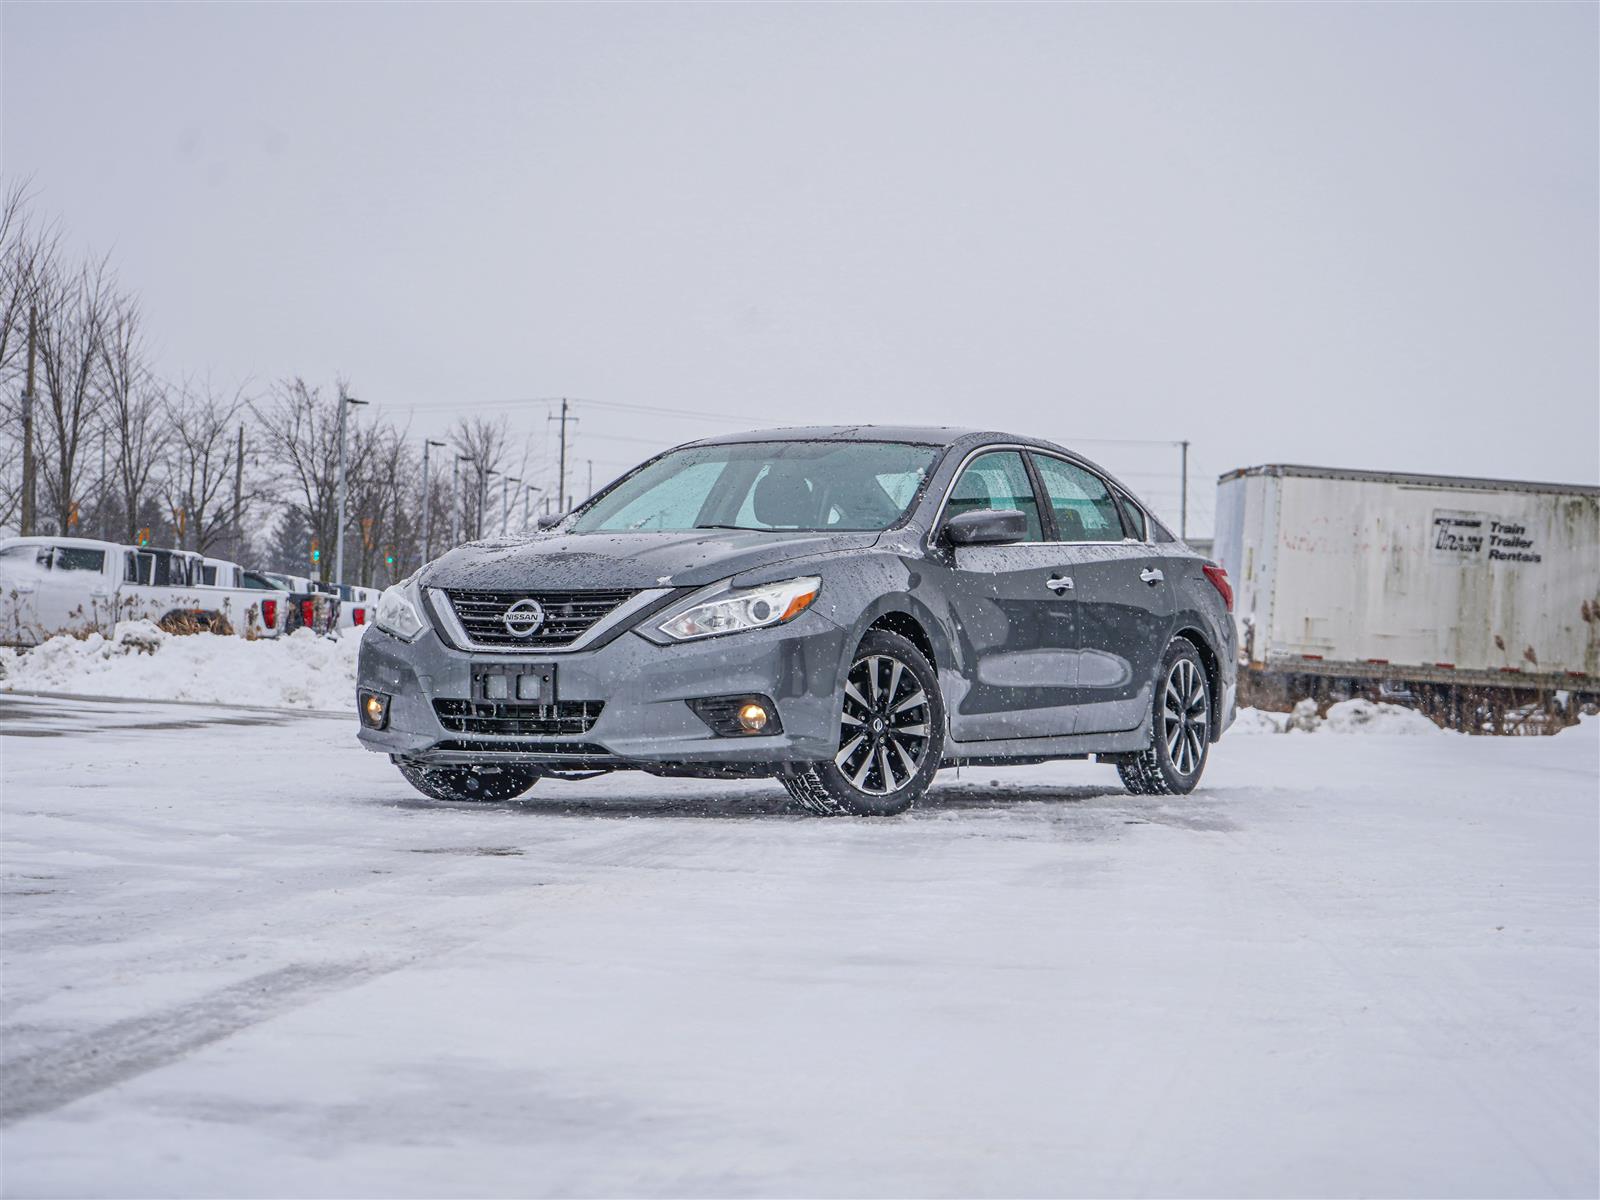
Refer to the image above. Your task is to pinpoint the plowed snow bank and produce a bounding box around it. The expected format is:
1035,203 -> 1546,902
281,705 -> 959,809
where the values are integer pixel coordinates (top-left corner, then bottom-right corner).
0,621 -> 360,712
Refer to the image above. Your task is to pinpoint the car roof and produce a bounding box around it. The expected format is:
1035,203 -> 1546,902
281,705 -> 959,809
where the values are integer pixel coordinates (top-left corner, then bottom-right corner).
0,535 -> 125,551
685,424 -> 1054,449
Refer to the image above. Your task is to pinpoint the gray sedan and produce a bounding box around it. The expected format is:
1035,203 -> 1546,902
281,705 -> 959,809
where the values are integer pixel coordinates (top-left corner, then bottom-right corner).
356,426 -> 1237,815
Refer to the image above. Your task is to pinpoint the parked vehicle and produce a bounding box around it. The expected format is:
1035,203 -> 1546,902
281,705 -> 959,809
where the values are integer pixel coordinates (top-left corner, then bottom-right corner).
200,557 -> 244,588
335,583 -> 381,631
1213,464 -> 1600,730
357,427 -> 1237,814
249,571 -> 340,636
0,536 -> 286,645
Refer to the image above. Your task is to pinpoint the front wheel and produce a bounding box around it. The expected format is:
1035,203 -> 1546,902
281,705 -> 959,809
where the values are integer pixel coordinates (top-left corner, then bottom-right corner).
781,629 -> 945,817
1118,640 -> 1211,796
396,762 -> 540,802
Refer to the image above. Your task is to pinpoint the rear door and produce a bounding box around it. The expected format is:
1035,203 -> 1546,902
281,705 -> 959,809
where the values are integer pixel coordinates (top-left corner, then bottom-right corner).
34,544 -> 116,638
935,449 -> 1080,741
1030,454 -> 1173,735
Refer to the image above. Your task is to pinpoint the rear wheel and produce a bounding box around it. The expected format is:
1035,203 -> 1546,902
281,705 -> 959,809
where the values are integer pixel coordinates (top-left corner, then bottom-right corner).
1119,640 -> 1211,796
781,629 -> 944,817
396,762 -> 540,803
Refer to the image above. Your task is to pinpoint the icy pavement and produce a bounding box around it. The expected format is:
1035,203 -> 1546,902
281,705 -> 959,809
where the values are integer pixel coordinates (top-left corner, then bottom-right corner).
1,696 -> 1595,1198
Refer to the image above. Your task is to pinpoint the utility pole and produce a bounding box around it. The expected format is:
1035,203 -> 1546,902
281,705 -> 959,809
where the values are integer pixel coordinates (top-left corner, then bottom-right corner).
548,398 -> 576,512
586,459 -> 593,501
232,424 -> 245,558
421,439 -> 446,562
524,484 -> 540,528
1179,439 -> 1190,541
334,390 -> 367,585
19,305 -> 36,537
482,468 -> 497,540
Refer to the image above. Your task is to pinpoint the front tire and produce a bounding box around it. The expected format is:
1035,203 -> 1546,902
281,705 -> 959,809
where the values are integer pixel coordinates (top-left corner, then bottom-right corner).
781,629 -> 945,817
396,762 -> 540,803
1119,640 -> 1211,796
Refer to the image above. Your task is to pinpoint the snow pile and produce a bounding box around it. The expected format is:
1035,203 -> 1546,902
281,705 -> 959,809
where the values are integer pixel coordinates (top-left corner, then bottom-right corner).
1320,698 -> 1445,735
0,622 -> 361,712
1234,698 -> 1446,736
1230,707 -> 1288,735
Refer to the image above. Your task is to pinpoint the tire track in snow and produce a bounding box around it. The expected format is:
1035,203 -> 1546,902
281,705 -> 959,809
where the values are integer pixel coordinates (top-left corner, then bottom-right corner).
0,959 -> 397,1126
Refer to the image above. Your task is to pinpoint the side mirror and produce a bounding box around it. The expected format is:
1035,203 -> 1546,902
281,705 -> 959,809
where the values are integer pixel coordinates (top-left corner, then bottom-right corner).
944,508 -> 1028,546
536,512 -> 567,530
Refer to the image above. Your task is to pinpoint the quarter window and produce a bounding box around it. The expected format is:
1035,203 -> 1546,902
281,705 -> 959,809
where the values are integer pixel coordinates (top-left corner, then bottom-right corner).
1115,491 -> 1147,541
1031,456 -> 1126,542
946,451 -> 1043,541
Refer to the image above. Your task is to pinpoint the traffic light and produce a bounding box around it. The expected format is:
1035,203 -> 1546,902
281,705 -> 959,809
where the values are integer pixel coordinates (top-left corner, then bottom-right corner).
310,538 -> 321,564
137,527 -> 151,546
384,549 -> 395,566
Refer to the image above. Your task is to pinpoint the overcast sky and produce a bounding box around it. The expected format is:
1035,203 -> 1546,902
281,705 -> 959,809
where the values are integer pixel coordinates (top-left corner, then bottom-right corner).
4,2 -> 1595,534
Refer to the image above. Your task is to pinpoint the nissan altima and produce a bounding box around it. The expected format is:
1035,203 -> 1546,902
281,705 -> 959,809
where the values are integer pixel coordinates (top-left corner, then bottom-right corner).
356,426 -> 1237,815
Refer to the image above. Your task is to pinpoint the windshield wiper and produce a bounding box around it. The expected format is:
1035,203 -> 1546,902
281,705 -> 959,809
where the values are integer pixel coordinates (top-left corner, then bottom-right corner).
693,523 -> 764,531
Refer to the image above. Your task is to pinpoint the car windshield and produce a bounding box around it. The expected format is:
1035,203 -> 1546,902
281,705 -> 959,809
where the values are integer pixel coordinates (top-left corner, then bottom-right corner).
571,440 -> 942,534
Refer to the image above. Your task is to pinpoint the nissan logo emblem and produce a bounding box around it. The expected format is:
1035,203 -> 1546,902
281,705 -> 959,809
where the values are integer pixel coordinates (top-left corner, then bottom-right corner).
502,598 -> 545,638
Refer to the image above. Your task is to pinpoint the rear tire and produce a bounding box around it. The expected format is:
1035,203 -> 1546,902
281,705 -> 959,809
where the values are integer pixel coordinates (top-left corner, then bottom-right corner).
396,762 -> 540,803
781,629 -> 944,817
1119,640 -> 1211,796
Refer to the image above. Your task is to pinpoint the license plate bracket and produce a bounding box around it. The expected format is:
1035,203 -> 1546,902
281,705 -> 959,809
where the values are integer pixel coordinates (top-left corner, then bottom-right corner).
471,662 -> 556,704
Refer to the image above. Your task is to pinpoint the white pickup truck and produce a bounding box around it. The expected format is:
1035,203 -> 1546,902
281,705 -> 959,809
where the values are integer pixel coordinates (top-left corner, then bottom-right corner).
0,536 -> 289,647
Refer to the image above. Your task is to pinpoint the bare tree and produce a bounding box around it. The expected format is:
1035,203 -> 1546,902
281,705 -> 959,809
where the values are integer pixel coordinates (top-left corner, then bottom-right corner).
450,415 -> 512,541
99,293 -> 170,543
250,378 -> 343,579
0,180 -> 61,530
34,256 -> 114,534
161,380 -> 245,554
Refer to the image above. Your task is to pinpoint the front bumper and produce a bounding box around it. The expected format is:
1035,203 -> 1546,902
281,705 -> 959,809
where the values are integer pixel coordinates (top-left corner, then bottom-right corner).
355,607 -> 851,770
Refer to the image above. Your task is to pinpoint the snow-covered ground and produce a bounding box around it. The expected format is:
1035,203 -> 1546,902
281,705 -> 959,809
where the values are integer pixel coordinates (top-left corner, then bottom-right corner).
2,692 -> 1595,1198
0,624 -> 361,712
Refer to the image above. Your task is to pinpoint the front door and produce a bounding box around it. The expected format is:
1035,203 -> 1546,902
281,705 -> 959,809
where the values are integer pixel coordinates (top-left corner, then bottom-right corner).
1030,454 -> 1173,735
936,449 -> 1080,741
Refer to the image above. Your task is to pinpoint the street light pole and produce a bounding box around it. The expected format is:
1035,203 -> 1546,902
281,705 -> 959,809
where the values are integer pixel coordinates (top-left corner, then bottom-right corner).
503,476 -> 520,535
482,469 -> 497,541
421,439 -> 446,562
334,391 -> 368,585
1179,439 -> 1190,541
524,484 -> 541,529
453,455 -> 469,545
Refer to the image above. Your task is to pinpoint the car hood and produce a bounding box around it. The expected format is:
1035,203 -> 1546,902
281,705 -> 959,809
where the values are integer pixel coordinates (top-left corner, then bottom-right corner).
419,529 -> 882,592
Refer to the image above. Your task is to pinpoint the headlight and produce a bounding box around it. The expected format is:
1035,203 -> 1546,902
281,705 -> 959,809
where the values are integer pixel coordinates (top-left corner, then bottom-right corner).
656,576 -> 821,642
374,581 -> 427,641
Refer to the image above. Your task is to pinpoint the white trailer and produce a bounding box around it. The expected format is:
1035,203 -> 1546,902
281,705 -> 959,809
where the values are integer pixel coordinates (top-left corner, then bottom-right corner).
1214,465 -> 1600,726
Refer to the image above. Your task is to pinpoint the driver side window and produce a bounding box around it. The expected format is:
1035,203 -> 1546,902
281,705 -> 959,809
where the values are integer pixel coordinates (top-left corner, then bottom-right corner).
947,451 -> 1043,541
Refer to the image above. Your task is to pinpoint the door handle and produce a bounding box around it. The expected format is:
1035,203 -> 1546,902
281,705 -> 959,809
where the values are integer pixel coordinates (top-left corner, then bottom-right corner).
1045,575 -> 1074,594
1140,568 -> 1164,585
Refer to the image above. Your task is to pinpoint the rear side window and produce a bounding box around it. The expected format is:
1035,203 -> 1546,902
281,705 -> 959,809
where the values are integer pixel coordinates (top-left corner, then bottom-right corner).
946,451 -> 1043,541
52,547 -> 106,572
1031,456 -> 1126,542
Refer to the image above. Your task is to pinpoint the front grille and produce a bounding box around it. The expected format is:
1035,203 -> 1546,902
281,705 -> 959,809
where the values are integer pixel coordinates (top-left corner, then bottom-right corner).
441,588 -> 638,648
433,699 -> 603,737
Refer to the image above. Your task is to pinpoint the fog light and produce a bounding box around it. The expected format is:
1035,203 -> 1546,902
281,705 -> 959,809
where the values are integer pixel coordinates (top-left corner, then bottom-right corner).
359,689 -> 390,730
686,694 -> 784,737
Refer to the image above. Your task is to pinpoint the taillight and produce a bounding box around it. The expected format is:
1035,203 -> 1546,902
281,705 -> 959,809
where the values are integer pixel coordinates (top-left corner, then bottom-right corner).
1202,563 -> 1233,612
261,599 -> 278,629
301,598 -> 315,628
352,607 -> 366,626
